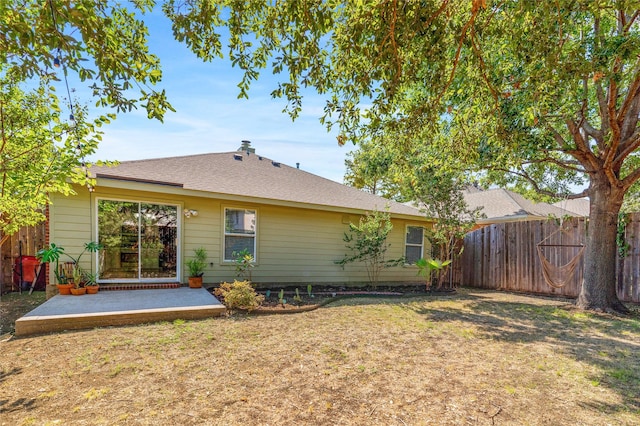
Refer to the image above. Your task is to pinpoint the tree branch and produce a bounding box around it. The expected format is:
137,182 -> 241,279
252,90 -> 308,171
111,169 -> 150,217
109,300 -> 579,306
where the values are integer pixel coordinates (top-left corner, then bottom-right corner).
579,116 -> 603,143
617,64 -> 640,141
470,30 -> 499,105
595,78 -> 610,137
621,165 -> 640,192
0,233 -> 10,248
603,77 -> 621,171
614,128 -> 640,165
491,166 -> 589,199
546,121 -> 569,148
525,156 -> 585,173
623,10 -> 640,32
437,3 -> 484,104
578,76 -> 603,145
565,119 -> 600,172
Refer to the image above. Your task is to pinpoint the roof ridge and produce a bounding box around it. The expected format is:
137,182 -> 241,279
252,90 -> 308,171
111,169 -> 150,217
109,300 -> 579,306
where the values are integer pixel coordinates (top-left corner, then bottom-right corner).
90,150 -> 425,217
494,188 -> 528,210
112,151 -> 272,165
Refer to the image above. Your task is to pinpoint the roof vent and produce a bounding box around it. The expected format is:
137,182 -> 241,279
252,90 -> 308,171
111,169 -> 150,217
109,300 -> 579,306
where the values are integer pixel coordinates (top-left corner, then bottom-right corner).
258,156 -> 263,160
296,162 -> 300,169
233,153 -> 243,161
272,161 -> 281,168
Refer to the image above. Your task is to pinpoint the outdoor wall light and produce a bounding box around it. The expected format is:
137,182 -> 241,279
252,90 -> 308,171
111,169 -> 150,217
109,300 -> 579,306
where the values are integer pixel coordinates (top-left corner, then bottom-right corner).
184,209 -> 198,218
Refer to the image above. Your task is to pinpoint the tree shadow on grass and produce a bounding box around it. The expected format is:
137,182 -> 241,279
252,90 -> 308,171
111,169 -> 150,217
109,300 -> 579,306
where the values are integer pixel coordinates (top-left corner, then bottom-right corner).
0,367 -> 39,415
0,367 -> 22,384
0,397 -> 37,414
252,287 -> 640,417
405,293 -> 640,418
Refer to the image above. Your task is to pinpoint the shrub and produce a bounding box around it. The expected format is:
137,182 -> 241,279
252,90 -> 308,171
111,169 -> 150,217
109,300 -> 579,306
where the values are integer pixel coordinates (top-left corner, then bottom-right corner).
335,208 -> 403,287
214,280 -> 264,312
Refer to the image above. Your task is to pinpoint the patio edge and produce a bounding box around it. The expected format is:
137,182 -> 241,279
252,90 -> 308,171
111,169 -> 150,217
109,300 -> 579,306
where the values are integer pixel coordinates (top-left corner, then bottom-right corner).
14,304 -> 226,337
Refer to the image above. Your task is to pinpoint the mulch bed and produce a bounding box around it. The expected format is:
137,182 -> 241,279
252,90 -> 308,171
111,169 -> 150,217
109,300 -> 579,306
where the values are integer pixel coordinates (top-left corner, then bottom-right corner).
212,285 -> 456,314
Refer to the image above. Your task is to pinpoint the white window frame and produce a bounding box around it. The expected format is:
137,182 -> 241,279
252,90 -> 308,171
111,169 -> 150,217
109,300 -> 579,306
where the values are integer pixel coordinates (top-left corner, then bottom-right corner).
223,207 -> 257,262
94,197 -> 182,283
405,225 -> 425,265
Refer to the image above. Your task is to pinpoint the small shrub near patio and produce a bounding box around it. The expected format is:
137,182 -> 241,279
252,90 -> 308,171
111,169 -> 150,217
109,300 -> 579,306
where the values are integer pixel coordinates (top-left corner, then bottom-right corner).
214,280 -> 264,312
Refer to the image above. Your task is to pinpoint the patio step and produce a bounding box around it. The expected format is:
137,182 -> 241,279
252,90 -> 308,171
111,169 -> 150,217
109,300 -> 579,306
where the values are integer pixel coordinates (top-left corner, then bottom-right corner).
99,283 -> 182,291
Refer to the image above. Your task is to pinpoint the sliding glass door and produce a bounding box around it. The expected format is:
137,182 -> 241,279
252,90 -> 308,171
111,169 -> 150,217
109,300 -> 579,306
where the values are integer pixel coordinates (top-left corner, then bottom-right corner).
97,200 -> 178,281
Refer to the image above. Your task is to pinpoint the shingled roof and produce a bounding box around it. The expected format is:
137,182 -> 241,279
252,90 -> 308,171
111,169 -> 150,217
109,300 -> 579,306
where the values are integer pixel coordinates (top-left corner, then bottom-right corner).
552,198 -> 590,217
464,188 -> 581,223
91,151 -> 424,218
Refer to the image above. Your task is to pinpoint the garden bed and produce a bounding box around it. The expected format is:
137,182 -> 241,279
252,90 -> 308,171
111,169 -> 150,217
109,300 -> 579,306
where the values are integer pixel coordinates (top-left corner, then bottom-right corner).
212,284 -> 456,314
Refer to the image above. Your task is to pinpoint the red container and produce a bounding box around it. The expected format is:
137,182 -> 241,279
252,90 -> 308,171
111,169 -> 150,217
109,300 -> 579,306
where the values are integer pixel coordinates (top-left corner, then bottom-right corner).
13,255 -> 44,290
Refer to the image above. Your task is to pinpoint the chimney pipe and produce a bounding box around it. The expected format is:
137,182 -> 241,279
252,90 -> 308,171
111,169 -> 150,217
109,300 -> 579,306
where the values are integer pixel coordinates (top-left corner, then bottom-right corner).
296,163 -> 300,169
238,140 -> 255,153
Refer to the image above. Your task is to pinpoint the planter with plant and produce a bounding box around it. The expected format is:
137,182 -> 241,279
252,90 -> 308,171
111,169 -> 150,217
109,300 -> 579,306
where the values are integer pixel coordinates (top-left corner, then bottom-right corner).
68,241 -> 103,290
37,241 -> 103,295
37,243 -> 72,295
84,272 -> 99,294
187,247 -> 207,288
70,285 -> 87,296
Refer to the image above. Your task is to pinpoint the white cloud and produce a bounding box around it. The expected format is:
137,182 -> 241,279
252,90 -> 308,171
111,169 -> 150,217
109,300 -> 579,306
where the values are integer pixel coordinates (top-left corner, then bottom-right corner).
83,11 -> 354,184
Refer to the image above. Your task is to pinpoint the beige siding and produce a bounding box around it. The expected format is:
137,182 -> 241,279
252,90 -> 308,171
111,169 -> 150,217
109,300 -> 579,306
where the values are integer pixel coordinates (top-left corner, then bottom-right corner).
49,190 -> 94,281
51,184 -> 431,286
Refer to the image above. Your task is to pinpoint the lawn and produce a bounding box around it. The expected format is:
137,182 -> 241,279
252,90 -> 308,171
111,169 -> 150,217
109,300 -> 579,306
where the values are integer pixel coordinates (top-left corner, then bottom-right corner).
0,291 -> 47,336
0,289 -> 638,425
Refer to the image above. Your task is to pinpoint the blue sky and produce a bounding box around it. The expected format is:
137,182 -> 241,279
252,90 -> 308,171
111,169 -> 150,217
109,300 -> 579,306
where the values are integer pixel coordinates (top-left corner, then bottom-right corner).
82,10 -> 351,183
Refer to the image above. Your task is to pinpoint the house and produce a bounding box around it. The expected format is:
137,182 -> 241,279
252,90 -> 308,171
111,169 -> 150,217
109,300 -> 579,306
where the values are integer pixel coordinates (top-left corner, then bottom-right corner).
47,144 -> 432,290
463,188 -> 584,226
552,198 -> 590,217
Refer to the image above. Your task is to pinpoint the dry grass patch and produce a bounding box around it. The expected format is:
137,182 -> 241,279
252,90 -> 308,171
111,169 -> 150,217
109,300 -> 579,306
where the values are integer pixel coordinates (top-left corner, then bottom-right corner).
0,291 -> 46,336
1,289 -> 638,425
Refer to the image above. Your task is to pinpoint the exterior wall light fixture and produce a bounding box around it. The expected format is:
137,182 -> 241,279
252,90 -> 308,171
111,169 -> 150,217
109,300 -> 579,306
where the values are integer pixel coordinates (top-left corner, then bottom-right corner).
184,209 -> 198,218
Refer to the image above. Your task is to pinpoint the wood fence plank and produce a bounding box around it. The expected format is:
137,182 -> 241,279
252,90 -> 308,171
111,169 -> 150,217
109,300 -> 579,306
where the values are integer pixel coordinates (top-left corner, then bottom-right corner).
461,216 -> 638,303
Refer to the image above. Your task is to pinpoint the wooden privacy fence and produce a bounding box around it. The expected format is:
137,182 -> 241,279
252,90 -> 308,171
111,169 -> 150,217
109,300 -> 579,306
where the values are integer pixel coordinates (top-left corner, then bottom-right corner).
0,223 -> 47,292
456,216 -> 640,303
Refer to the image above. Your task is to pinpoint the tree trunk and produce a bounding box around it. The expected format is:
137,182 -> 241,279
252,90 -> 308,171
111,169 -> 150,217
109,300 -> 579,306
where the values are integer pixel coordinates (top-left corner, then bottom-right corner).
576,181 -> 629,313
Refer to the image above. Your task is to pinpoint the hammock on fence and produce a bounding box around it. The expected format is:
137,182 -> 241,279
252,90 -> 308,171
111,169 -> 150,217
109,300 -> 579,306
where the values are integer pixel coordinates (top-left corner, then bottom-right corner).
536,227 -> 585,289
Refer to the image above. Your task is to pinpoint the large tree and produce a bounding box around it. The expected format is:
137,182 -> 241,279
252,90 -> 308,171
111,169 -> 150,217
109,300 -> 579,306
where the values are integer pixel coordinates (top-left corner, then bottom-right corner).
5,1 -> 639,312
187,1 -> 638,313
0,78 -> 103,242
167,0 -> 638,314
1,0 -> 165,238
1,0 -> 173,120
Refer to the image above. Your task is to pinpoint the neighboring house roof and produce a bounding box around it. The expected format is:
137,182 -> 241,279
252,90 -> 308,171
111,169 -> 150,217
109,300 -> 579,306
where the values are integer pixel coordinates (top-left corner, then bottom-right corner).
463,188 -> 582,223
552,198 -> 590,217
90,151 -> 425,218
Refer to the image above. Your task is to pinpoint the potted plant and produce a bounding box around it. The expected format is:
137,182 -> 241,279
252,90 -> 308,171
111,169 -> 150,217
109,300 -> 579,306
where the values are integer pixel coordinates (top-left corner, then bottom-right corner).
186,247 -> 207,288
68,241 -> 103,291
84,272 -> 100,294
69,266 -> 87,295
37,243 -> 73,295
37,241 -> 103,295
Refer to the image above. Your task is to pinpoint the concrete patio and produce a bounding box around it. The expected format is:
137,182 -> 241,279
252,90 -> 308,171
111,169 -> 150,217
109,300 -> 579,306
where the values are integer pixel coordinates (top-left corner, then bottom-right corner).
14,287 -> 226,337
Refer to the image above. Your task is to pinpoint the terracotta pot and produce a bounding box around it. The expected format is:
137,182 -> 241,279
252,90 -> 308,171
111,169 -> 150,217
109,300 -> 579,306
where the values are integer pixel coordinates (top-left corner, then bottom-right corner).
56,283 -> 73,295
70,287 -> 87,296
188,276 -> 203,288
86,285 -> 99,294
